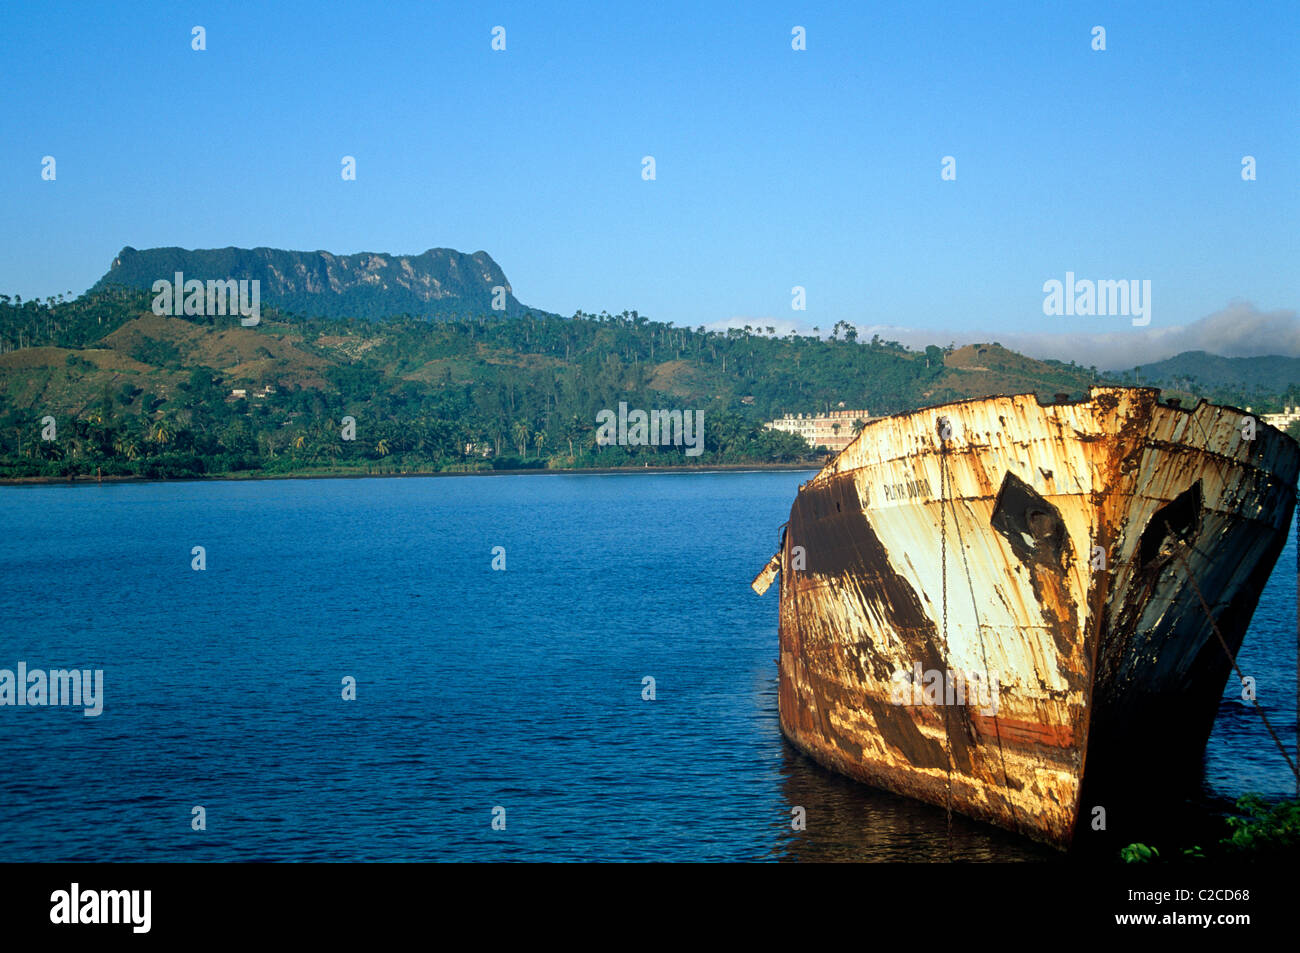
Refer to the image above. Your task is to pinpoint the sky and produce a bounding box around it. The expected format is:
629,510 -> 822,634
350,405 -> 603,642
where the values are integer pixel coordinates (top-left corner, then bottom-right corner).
2,0 -> 1296,368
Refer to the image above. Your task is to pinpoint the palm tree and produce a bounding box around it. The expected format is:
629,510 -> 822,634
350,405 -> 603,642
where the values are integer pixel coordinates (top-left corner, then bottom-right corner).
852,418 -> 866,436
512,420 -> 530,457
564,415 -> 581,457
533,430 -> 546,459
151,417 -> 173,446
376,438 -> 390,457
319,419 -> 341,462
113,432 -> 139,460
37,438 -> 63,461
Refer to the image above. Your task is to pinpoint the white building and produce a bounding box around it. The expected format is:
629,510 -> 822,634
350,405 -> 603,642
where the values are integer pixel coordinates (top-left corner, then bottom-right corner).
1261,406 -> 1300,431
766,409 -> 873,453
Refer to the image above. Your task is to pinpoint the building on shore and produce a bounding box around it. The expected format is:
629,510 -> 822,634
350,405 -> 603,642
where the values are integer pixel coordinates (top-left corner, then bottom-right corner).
766,409 -> 873,453
1259,406 -> 1300,431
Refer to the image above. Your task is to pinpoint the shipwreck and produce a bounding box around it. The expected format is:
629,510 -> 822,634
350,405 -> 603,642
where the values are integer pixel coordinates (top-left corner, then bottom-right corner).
752,387 -> 1299,848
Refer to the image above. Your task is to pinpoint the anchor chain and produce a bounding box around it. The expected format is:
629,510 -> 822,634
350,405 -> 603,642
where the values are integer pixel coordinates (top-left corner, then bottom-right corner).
938,420 -> 954,850
1172,541 -> 1299,783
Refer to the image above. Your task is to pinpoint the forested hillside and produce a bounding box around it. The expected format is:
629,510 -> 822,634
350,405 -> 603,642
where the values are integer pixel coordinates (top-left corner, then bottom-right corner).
1110,350 -> 1300,409
0,288 -> 1271,481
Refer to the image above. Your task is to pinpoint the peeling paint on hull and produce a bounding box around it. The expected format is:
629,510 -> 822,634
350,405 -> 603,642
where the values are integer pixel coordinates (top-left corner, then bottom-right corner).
754,387 -> 1299,849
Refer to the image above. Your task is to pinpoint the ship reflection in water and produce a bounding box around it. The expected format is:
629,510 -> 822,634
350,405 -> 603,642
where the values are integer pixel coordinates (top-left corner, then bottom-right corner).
770,733 -> 1055,862
766,683 -> 1286,861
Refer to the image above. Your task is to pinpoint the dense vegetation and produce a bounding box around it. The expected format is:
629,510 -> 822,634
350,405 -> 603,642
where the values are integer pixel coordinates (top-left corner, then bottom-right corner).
1112,350 -> 1300,411
0,287 -> 1294,482
1121,794 -> 1300,862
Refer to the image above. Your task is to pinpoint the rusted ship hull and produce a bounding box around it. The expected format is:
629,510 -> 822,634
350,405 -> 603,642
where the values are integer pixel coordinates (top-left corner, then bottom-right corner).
753,387 -> 1298,848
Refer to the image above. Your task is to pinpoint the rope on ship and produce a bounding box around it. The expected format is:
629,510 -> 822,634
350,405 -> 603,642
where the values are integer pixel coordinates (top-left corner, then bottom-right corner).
1171,541 -> 1300,783
937,419 -> 1022,841
1177,401 -> 1300,786
938,426 -> 955,849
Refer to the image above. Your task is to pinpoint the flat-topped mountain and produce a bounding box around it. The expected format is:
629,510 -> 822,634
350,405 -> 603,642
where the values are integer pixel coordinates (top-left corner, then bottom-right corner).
91,245 -> 544,320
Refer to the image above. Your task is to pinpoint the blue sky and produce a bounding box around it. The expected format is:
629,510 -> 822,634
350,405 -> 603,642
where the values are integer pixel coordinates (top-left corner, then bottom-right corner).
2,1 -> 1296,364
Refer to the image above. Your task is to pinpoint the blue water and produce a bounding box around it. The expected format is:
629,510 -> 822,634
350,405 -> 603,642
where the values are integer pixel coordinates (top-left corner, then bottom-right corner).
0,472 -> 1293,861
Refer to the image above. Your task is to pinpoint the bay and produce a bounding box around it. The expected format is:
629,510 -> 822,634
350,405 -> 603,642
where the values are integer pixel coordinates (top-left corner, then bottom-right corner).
0,472 -> 1293,861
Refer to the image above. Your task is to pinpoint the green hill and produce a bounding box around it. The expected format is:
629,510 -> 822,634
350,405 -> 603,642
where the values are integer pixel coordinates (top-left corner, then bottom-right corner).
1105,351 -> 1300,412
1110,350 -> 1300,392
0,287 -> 1250,481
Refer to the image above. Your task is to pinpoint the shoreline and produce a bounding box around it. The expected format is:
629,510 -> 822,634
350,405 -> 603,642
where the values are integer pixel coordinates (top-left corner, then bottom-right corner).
0,461 -> 822,488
